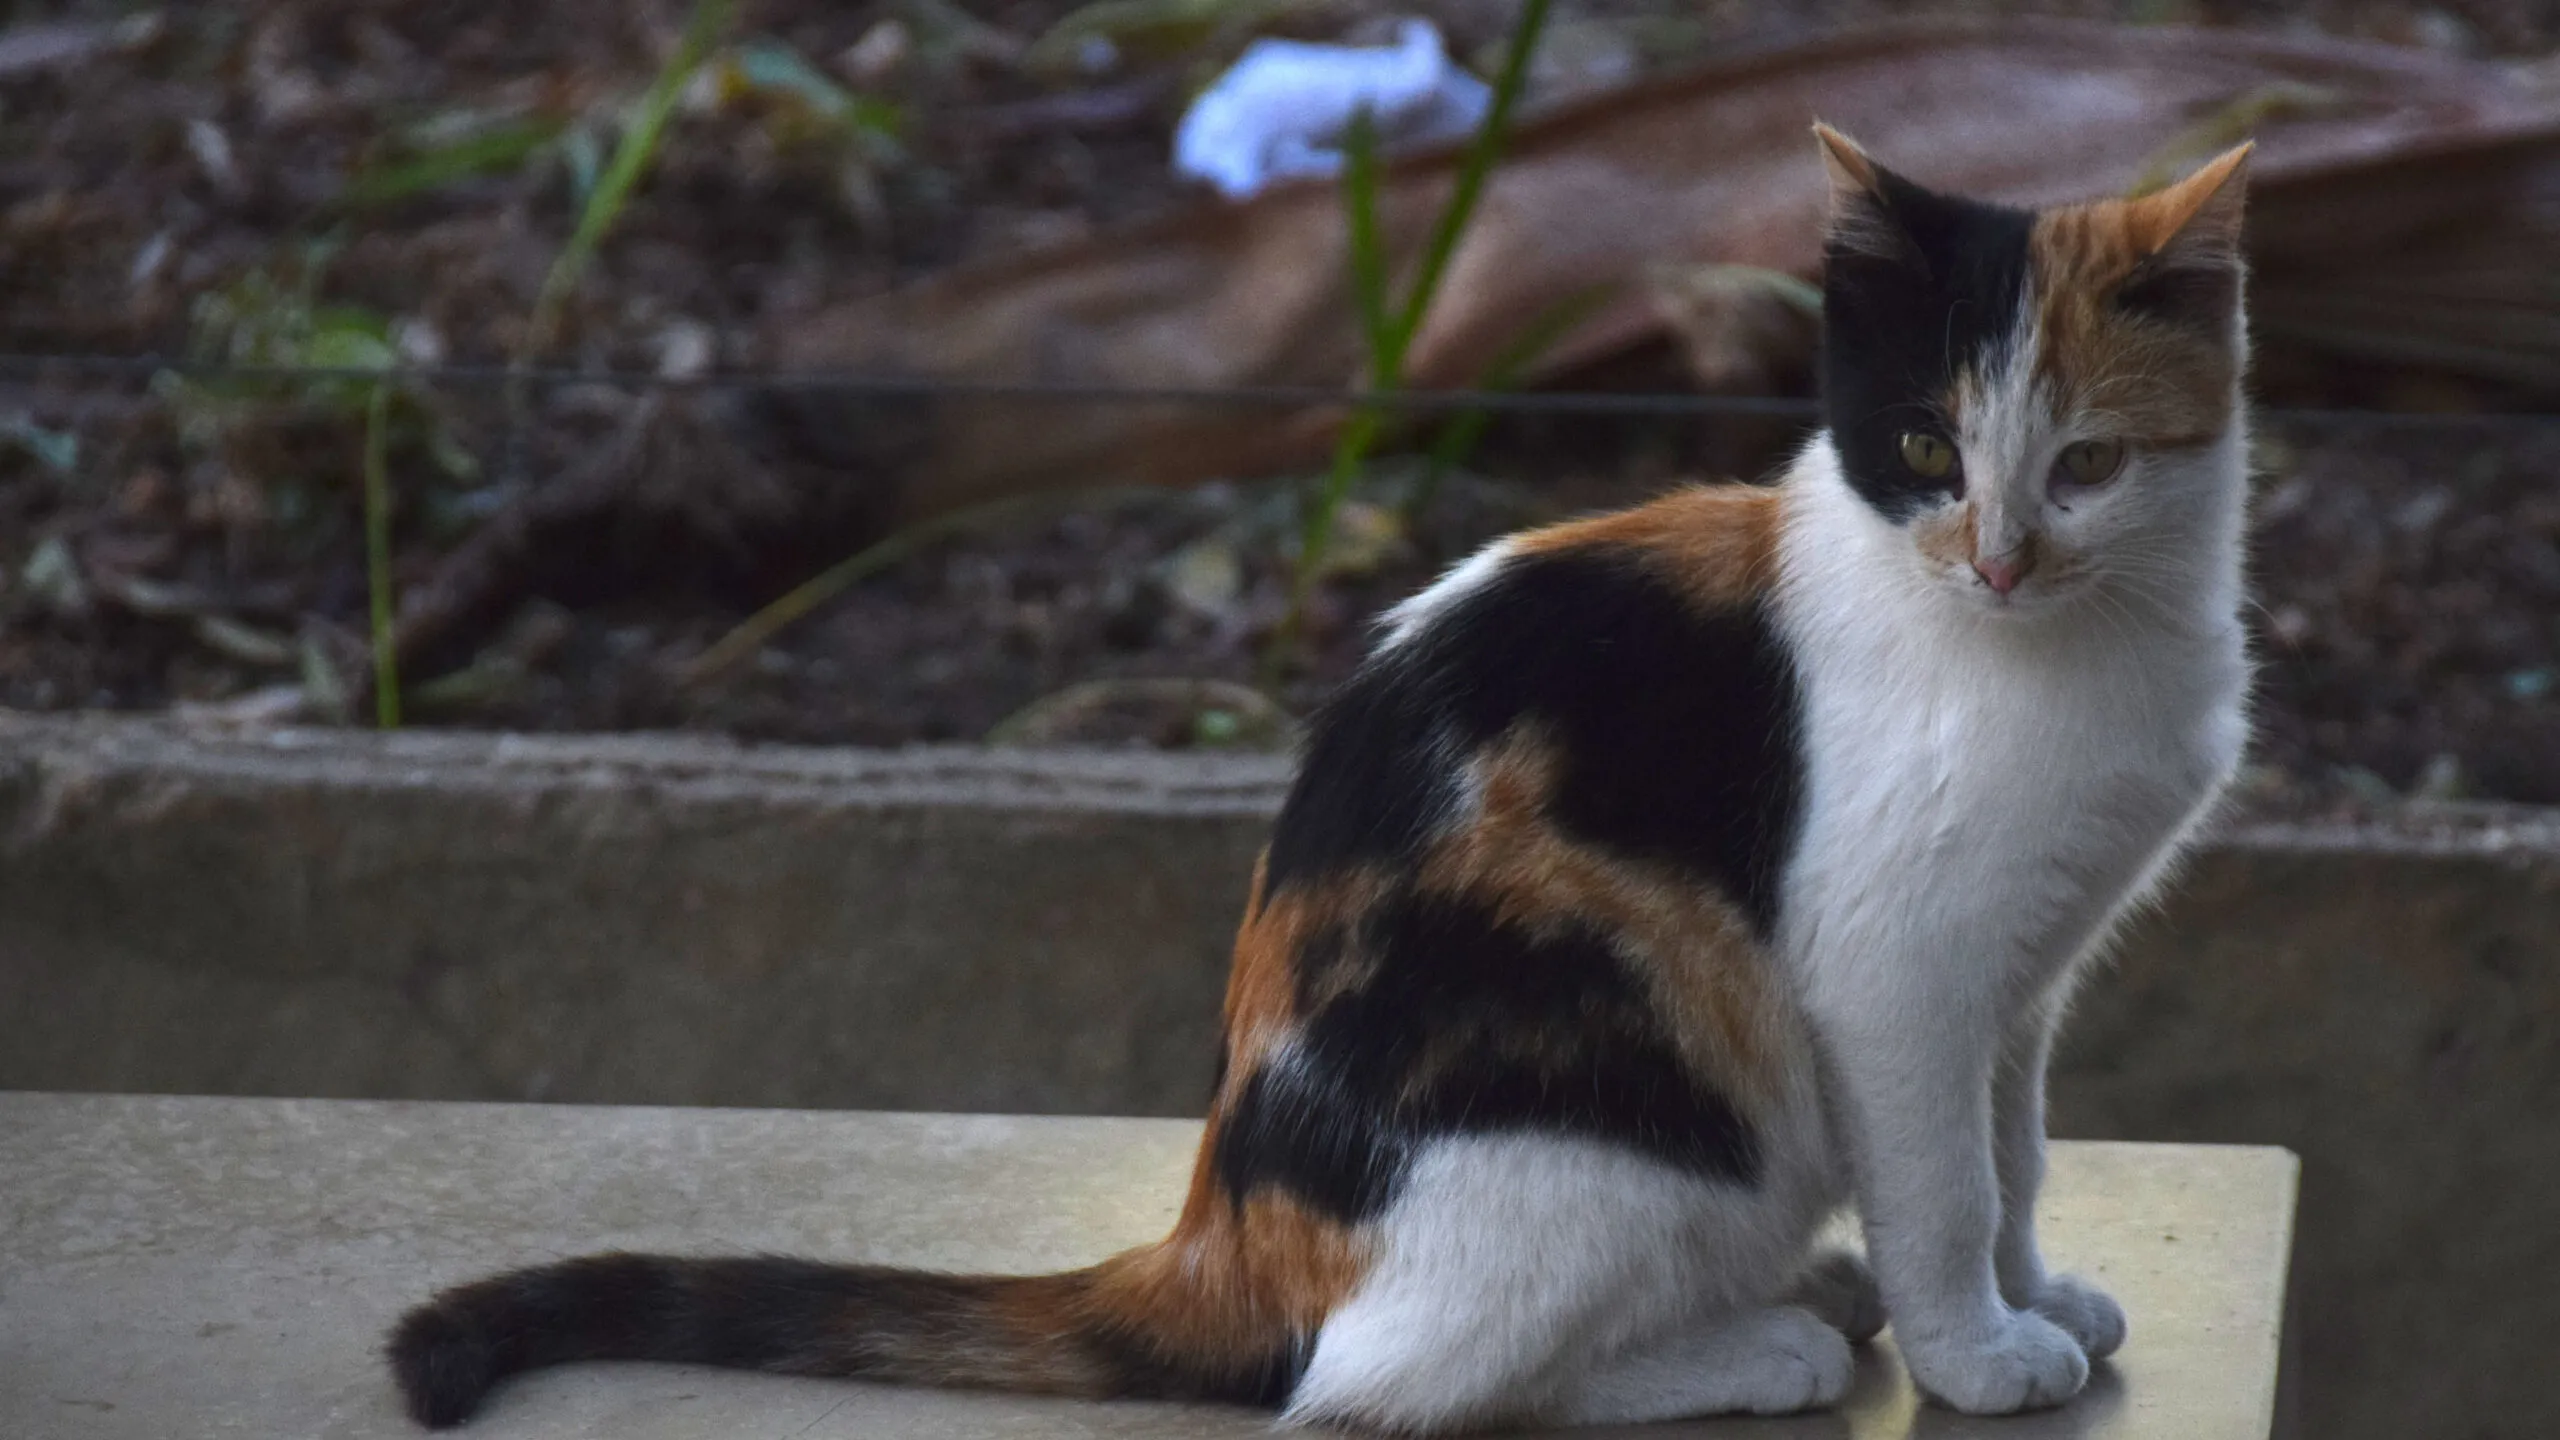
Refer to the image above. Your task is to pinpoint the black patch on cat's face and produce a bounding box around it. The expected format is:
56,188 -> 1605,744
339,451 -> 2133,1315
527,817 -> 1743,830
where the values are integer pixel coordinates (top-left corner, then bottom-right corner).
1216,889 -> 1762,1224
1821,166 -> 2035,523
1266,548 -> 1803,936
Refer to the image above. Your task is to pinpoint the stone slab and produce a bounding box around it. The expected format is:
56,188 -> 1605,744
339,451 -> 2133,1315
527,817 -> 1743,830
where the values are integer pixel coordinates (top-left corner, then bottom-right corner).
0,1093 -> 2296,1440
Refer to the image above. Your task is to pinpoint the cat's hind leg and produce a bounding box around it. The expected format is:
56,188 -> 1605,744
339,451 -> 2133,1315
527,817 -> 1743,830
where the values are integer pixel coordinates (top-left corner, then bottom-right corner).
1280,1134 -> 1806,1434
1543,1305 -> 1855,1424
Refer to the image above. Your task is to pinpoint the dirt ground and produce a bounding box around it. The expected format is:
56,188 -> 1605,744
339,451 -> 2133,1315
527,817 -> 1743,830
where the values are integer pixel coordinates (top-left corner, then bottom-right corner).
2,0 -> 2556,803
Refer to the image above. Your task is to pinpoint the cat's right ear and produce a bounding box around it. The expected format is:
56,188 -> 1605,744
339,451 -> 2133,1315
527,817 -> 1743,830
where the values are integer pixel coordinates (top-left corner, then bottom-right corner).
1813,123 -> 1923,271
2111,143 -> 2250,334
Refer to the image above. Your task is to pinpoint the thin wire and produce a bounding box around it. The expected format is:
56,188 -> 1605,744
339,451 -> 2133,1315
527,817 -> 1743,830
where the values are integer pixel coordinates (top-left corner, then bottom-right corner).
0,352 -> 1813,415
2,351 -> 2555,428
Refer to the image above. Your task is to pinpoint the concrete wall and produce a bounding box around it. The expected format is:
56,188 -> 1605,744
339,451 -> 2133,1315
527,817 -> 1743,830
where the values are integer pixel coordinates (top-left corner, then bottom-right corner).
3,714 -> 2555,1439
2051,835 -> 2559,1440
0,719 -> 1275,1114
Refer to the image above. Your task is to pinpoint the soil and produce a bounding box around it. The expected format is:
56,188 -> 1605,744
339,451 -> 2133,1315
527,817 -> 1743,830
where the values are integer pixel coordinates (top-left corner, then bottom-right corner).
2,0 -> 2556,804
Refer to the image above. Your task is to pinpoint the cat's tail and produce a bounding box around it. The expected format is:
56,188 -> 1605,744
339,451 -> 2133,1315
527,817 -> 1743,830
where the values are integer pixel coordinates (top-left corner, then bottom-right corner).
385,1242 -> 1314,1429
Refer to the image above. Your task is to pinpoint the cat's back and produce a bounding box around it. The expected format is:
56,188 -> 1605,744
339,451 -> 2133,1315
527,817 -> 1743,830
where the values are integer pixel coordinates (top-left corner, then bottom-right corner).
1207,483 -> 1822,1229
1265,482 -> 1806,927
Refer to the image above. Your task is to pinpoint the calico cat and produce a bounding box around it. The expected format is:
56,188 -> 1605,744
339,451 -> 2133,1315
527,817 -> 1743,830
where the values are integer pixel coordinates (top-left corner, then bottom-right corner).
387,125 -> 2254,1431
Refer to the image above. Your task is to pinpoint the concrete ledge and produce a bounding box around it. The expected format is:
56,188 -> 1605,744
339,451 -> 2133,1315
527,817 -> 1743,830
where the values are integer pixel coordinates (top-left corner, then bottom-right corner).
0,1093 -> 2299,1440
0,717 -> 1289,1114
1,713 -> 2554,1440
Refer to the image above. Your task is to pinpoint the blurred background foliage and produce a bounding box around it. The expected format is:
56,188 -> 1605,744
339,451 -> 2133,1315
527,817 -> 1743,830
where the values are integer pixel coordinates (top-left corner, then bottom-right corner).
0,0 -> 2555,808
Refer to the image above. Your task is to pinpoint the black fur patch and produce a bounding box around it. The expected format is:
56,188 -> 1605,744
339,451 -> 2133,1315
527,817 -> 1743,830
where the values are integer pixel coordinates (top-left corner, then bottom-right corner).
1341,891 -> 1764,1182
1821,165 -> 2034,522
1214,1060 -> 1410,1222
1216,888 -> 1763,1224
1234,546 -> 1790,1222
387,1254 -> 667,1427
1437,549 -> 1803,933
1262,651 -> 1455,894
388,1254 -> 899,1427
1265,548 -> 1804,934
386,1303 -> 498,1429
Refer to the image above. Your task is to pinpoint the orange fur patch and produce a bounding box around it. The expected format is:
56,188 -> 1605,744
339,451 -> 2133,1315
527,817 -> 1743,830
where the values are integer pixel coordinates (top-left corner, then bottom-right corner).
1509,482 -> 1783,612
1219,864 -> 1393,1085
1415,728 -> 1796,1117
2029,146 -> 2250,447
1217,855 -> 1299,1085
1090,1190 -> 1372,1361
1911,504 -> 1964,568
1910,500 -> 2042,579
863,1192 -> 1366,1398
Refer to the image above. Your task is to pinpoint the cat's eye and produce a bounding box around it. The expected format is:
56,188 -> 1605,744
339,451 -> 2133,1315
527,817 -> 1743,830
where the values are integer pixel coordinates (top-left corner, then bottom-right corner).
1897,431 -> 1957,480
2055,438 -> 2126,489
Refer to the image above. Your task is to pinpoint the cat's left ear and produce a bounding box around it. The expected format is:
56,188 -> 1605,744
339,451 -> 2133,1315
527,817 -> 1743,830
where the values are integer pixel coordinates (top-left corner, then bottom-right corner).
1813,122 -> 1925,271
2115,143 -> 2251,325
2128,142 -> 2252,264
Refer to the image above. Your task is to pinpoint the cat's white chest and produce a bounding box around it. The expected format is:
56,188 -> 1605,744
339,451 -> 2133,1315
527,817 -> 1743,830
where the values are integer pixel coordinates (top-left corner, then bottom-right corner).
1761,437 -> 2252,1003
1778,592 -> 2245,995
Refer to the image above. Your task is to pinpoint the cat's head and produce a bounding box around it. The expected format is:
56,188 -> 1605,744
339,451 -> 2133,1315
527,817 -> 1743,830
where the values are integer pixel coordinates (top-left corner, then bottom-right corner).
1813,124 -> 2251,615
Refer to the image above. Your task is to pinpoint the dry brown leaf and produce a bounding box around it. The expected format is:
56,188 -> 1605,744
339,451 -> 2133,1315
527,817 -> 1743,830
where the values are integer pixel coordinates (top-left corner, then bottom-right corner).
758,20 -> 2560,527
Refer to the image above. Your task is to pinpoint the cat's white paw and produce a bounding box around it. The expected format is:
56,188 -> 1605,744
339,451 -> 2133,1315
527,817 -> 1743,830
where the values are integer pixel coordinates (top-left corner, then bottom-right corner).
2026,1274 -> 2126,1359
1724,1306 -> 1857,1415
1903,1309 -> 2089,1414
1791,1251 -> 1885,1344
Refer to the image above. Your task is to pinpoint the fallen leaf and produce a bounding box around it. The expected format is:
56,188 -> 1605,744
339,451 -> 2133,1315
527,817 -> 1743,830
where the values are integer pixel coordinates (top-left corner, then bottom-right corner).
765,21 -> 2560,529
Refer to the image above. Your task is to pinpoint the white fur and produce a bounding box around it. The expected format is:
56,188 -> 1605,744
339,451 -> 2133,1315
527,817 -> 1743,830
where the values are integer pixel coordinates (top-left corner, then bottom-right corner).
1769,395 -> 2246,1409
1284,1131 -> 1840,1432
1543,1303 -> 1854,1423
1284,302 -> 2250,1429
1374,539 -> 1514,652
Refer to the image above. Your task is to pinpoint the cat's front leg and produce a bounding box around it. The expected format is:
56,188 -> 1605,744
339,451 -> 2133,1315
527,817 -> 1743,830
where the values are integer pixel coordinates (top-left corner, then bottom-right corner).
1822,990 -> 2087,1414
1993,1001 -> 2126,1359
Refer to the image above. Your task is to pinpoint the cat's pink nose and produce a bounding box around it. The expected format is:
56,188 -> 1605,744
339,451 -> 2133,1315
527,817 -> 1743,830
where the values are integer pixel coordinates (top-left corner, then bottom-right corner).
1974,555 -> 2028,595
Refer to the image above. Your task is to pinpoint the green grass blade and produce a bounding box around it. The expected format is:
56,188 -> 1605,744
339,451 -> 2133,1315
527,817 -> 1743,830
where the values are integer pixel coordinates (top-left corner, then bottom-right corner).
362,380 -> 400,729
1380,0 -> 1552,375
1411,281 -> 1614,514
681,487 -> 1163,687
1341,110 -> 1394,385
521,0 -> 733,360
1267,0 -> 1552,675
1258,399 -> 1387,687
342,121 -> 563,209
